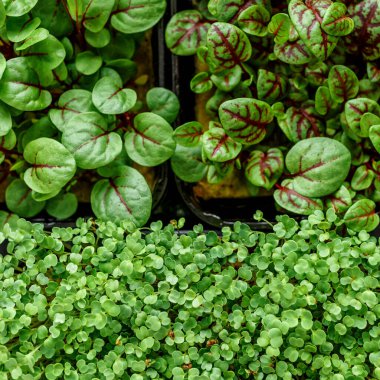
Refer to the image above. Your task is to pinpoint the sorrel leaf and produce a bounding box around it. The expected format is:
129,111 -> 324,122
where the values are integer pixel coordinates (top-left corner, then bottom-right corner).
5,178 -> 45,218
49,89 -> 96,132
146,88 -> 180,124
286,137 -> 351,197
202,127 -> 242,162
325,184 -> 352,213
351,165 -> 375,191
328,65 -> 359,103
288,0 -> 338,61
92,76 -> 137,115
3,0 -> 38,17
0,102 -> 12,136
46,192 -> 78,220
369,124 -> 380,153
6,14 -> 41,42
274,179 -> 323,215
75,51 -> 103,76
0,130 -> 16,164
111,0 -> 166,34
315,86 -> 332,115
91,165 -> 152,227
62,112 -> 122,169
23,138 -> 76,194
124,113 -> 175,167
245,148 -> 284,190
165,10 -> 211,56
173,122 -> 204,147
257,69 -> 288,104
274,39 -> 313,65
15,27 -> 49,50
367,62 -> 380,83
321,2 -> 354,37
207,22 -> 252,70
171,145 -> 208,183
219,97 -> 273,145
81,0 -> 115,33
211,65 -> 242,92
344,199 -> 379,232
237,5 -> 270,36
268,13 -> 291,44
0,57 -> 51,111
191,72 -> 213,94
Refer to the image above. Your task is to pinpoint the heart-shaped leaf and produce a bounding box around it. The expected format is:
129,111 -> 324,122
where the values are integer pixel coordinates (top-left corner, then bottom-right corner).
344,199 -> 379,232
321,2 -> 354,36
171,145 -> 208,183
191,72 -> 213,94
351,165 -> 375,191
91,165 -> 152,226
165,10 -> 211,56
369,124 -> 380,153
173,122 -> 203,147
325,185 -> 352,213
245,148 -> 284,190
81,0 -> 115,33
146,88 -> 180,124
274,39 -> 313,65
219,98 -> 273,145
328,65 -> 359,103
202,127 -> 242,162
274,179 -> 323,215
315,86 -> 332,115
237,5 -> 270,36
23,138 -> 76,194
211,65 -> 242,92
0,57 -> 52,111
0,130 -> 16,164
62,112 -> 122,169
111,0 -> 166,34
3,0 -> 38,16
5,179 -> 45,218
289,0 -> 338,61
46,192 -> 78,220
207,22 -> 252,70
257,69 -> 288,104
268,13 -> 291,44
0,102 -> 12,136
6,14 -> 41,42
49,89 -> 96,132
286,137 -> 351,197
345,0 -> 380,61
92,76 -> 137,115
345,98 -> 380,138
124,113 -> 175,167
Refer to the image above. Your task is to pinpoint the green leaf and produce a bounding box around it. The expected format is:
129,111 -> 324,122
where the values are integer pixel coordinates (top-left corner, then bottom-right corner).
237,5 -> 270,36
0,130 -> 16,164
173,122 -> 203,147
351,165 -> 375,191
369,124 -> 380,153
23,138 -> 76,194
0,102 -> 12,137
257,69 -> 288,104
124,113 -> 175,167
0,57 -> 52,111
6,15 -> 41,42
0,53 -> 5,80
325,185 -> 352,213
315,86 -> 332,116
5,179 -> 45,218
289,0 -> 338,61
207,22 -> 252,71
286,137 -> 351,198
210,65 -> 242,92
274,179 -> 323,215
268,13 -> 291,44
91,166 -> 152,226
15,27 -> 49,50
92,76 -> 137,115
202,127 -> 242,162
111,0 -> 166,34
274,39 -> 314,65
3,0 -> 38,16
245,148 -> 284,190
146,88 -> 180,123
81,0 -> 115,33
171,145 -> 208,183
0,1 -> 5,28
219,98 -> 273,145
321,2 -> 354,36
75,51 -> 102,76
49,89 -> 96,132
165,10 -> 211,56
85,28 -> 111,48
62,112 -> 122,169
190,72 -> 213,94
46,192 -> 78,220
328,65 -> 359,103
101,299 -> 121,317
344,199 -> 379,232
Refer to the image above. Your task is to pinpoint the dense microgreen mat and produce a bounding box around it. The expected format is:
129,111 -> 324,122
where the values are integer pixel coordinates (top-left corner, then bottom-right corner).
1,210 -> 380,379
167,0 -> 380,231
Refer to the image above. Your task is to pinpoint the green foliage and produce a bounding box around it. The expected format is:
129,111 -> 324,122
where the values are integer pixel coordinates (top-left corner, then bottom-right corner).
0,0 -> 177,226
1,210 -> 380,379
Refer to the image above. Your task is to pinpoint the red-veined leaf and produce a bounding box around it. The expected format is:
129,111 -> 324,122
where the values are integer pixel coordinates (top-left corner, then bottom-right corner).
344,199 -> 379,232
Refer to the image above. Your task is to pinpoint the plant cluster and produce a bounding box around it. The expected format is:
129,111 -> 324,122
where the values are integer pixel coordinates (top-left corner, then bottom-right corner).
166,0 -> 380,231
0,210 -> 380,379
0,0 -> 179,226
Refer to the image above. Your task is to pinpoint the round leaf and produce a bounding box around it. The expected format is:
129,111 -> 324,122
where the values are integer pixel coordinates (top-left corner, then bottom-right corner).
321,2 -> 354,36
81,0 -> 115,33
75,51 -> 102,76
46,192 -> 78,220
190,72 -> 213,94
268,13 -> 291,44
344,199 -> 379,232
173,122 -> 203,147
146,88 -> 180,123
325,185 -> 352,213
23,138 -> 76,194
124,113 -> 175,167
351,165 -> 375,191
274,39 -> 314,65
257,69 -> 288,104
91,166 -> 152,227
237,5 -> 270,36
328,65 -> 359,104
286,137 -> 351,197
6,15 -> 41,42
3,0 -> 38,16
